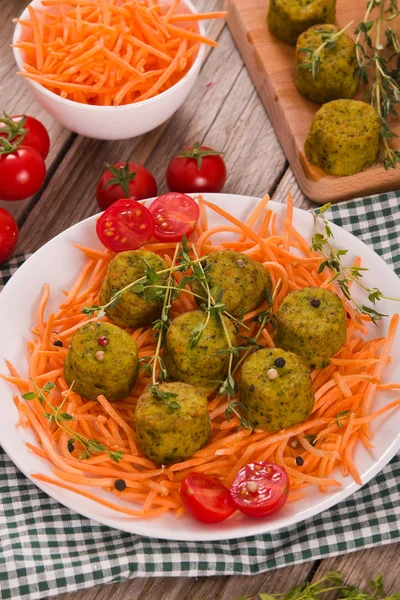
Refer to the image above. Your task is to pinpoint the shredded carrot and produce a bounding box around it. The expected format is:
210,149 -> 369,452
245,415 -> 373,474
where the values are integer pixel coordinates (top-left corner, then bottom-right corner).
4,191 -> 400,520
15,2 -> 223,106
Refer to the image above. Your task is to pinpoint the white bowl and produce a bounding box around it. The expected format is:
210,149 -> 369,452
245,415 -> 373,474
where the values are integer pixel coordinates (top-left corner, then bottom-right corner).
13,0 -> 205,140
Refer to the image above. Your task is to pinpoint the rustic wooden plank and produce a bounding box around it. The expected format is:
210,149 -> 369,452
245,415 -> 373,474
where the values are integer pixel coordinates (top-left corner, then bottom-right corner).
312,544 -> 400,595
271,166 -> 314,211
0,0 -> 75,222
227,0 -> 400,204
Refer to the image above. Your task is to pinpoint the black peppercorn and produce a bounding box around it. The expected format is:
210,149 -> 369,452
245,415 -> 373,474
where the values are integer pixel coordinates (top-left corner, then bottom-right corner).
114,479 -> 127,492
295,456 -> 304,466
310,299 -> 321,308
274,357 -> 286,368
54,340 -> 63,347
67,441 -> 75,453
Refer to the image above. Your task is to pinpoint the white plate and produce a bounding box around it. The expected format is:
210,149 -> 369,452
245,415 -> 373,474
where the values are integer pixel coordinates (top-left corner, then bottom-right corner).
0,193 -> 399,542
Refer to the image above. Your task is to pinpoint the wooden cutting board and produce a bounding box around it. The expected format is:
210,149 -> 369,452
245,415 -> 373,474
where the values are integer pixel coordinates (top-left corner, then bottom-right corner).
227,0 -> 400,204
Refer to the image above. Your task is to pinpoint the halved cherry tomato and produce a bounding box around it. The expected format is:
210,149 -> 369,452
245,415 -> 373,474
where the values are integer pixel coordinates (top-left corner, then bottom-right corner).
148,192 -> 199,242
180,472 -> 236,524
0,114 -> 50,160
96,199 -> 154,253
0,208 -> 18,265
230,462 -> 289,518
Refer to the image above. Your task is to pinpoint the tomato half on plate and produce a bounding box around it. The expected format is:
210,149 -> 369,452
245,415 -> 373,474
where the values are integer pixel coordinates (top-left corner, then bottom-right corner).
230,462 -> 289,518
96,199 -> 154,252
180,472 -> 236,524
148,192 -> 199,242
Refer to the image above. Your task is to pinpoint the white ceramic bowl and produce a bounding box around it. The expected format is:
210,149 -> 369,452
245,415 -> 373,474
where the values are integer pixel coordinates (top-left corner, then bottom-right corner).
13,0 -> 206,140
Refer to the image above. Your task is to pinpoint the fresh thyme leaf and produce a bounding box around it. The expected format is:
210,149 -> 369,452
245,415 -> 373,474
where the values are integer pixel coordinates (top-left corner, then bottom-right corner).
150,385 -> 179,409
299,22 -> 354,79
43,381 -> 56,392
22,391 -> 36,400
304,434 -> 317,446
330,410 -> 351,428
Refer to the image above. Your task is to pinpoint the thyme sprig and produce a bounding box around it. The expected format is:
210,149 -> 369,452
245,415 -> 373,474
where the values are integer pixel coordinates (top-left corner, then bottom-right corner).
22,381 -> 123,462
311,204 -> 400,325
235,572 -> 400,600
299,21 -> 354,79
148,244 -> 180,409
217,281 -> 281,432
82,252 -> 207,319
355,0 -> 400,170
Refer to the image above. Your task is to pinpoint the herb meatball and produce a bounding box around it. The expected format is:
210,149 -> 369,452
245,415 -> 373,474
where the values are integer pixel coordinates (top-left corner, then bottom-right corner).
64,322 -> 138,401
240,348 -> 314,432
99,250 -> 168,328
305,99 -> 381,176
163,310 -> 237,394
135,382 -> 211,465
267,0 -> 336,46
190,250 -> 271,317
275,287 -> 346,369
295,25 -> 359,104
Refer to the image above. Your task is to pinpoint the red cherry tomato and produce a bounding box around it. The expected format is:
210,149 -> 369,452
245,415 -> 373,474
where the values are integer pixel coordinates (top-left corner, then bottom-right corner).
0,147 -> 46,201
180,472 -> 236,524
230,462 -> 289,518
96,162 -> 158,210
0,208 -> 18,265
166,142 -> 227,194
96,199 -> 154,252
148,192 -> 199,242
0,115 -> 50,160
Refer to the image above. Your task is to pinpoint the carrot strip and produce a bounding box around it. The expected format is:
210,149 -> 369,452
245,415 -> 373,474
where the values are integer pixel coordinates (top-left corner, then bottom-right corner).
32,474 -> 170,518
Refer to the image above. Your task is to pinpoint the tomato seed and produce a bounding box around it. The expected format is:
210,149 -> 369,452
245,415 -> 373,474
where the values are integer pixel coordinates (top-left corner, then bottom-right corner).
247,481 -> 259,493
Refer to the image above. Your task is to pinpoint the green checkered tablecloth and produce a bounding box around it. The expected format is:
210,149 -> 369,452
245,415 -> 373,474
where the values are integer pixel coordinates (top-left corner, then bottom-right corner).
1,192 -> 400,600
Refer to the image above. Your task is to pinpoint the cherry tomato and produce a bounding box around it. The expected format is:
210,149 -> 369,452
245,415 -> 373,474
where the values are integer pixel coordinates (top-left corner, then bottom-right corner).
0,208 -> 18,265
0,147 -> 46,201
148,192 -> 199,242
230,462 -> 289,518
166,141 -> 227,194
96,162 -> 158,210
180,472 -> 236,524
0,115 -> 50,159
96,199 -> 154,252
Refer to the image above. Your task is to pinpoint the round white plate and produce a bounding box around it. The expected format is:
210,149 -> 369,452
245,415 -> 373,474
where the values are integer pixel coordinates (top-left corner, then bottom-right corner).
0,193 -> 399,541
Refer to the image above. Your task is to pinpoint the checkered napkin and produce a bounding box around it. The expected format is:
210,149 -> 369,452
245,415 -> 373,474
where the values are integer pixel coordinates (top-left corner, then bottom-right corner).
1,192 -> 400,600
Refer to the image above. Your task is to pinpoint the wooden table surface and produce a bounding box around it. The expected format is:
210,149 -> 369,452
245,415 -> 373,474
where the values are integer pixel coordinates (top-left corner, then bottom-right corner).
1,1 -> 399,599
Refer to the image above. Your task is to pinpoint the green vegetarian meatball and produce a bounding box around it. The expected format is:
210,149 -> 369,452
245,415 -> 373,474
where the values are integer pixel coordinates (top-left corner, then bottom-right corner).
163,310 -> 237,394
64,322 -> 138,401
267,0 -> 336,46
275,287 -> 346,369
190,251 -> 271,317
240,348 -> 314,432
295,25 -> 359,104
305,99 -> 381,176
99,250 -> 168,328
135,382 -> 211,465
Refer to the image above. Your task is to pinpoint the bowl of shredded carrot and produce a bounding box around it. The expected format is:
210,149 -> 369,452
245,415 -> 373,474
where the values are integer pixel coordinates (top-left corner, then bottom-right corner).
12,0 -> 224,139
0,192 -> 400,541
